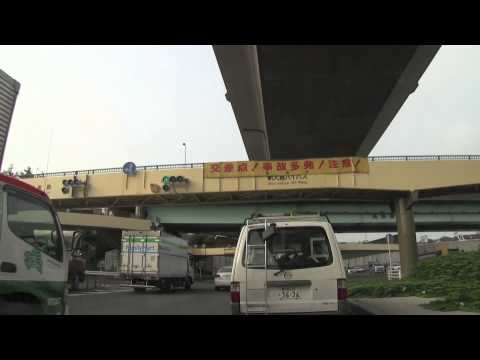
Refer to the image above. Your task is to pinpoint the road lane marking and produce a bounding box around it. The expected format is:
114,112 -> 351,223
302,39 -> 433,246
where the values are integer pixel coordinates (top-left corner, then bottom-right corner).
67,289 -> 132,297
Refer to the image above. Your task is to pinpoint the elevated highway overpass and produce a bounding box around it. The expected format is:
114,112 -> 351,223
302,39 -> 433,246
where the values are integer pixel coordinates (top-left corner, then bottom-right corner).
190,243 -> 400,258
25,155 -> 480,277
58,212 -> 151,231
213,45 -> 440,160
26,156 -> 480,209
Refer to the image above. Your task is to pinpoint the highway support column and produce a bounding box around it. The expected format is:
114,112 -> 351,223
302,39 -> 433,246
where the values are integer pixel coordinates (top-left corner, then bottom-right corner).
395,197 -> 417,278
134,206 -> 146,219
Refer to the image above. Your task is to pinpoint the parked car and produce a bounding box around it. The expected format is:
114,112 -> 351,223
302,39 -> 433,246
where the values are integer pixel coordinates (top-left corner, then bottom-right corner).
214,266 -> 232,291
347,266 -> 365,274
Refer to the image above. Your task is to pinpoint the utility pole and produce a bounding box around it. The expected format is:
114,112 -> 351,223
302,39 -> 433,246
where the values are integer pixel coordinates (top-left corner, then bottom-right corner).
182,142 -> 186,164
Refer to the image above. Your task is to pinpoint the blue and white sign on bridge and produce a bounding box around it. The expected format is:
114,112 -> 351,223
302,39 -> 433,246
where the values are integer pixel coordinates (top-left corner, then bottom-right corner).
123,162 -> 137,176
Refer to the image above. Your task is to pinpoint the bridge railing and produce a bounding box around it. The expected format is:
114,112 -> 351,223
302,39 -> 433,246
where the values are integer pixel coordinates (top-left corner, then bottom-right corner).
32,163 -> 204,178
32,155 -> 480,178
369,155 -> 480,161
386,267 -> 402,280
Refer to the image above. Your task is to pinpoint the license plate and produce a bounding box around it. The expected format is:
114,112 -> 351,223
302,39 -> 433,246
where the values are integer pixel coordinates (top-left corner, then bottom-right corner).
279,288 -> 301,300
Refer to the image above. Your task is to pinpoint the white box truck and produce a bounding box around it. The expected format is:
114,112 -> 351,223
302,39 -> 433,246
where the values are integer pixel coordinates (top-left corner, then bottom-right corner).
120,230 -> 194,293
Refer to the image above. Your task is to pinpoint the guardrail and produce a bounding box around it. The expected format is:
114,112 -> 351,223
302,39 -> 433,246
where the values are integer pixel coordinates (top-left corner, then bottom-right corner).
82,271 -> 122,290
32,163 -> 204,178
30,155 -> 480,178
369,155 -> 480,161
85,271 -> 120,277
387,267 -> 402,280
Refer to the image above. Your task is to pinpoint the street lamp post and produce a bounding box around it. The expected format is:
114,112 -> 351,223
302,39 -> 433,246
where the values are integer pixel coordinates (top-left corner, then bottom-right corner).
202,243 -> 206,279
182,142 -> 186,164
386,233 -> 393,279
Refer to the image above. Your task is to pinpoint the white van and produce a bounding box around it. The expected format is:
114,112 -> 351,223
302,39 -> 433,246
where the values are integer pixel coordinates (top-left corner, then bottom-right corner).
230,214 -> 348,315
0,174 -> 68,314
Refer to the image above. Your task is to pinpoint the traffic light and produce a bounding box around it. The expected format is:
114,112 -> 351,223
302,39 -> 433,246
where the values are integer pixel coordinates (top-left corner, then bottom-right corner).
61,176 -> 85,195
161,175 -> 187,192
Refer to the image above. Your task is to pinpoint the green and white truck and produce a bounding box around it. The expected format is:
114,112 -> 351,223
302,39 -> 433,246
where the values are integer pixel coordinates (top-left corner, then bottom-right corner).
0,174 -> 68,314
0,69 -> 68,315
120,230 -> 194,293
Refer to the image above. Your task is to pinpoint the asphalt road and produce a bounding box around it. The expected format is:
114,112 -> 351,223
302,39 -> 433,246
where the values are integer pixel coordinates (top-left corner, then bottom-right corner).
67,280 -> 231,315
67,280 -> 365,315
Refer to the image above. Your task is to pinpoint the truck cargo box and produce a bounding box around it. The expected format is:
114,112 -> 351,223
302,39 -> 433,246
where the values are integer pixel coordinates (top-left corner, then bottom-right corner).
120,230 -> 193,291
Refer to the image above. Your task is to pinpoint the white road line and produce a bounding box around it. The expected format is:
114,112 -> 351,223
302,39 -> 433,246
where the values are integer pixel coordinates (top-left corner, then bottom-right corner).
67,289 -> 132,297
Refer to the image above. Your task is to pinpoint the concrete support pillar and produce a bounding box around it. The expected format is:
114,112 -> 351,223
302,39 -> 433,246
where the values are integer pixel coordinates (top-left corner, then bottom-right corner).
134,206 -> 145,218
395,197 -> 417,277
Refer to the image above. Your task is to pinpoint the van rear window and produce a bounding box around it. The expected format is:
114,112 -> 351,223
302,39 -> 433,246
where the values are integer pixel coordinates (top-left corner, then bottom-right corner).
243,227 -> 333,270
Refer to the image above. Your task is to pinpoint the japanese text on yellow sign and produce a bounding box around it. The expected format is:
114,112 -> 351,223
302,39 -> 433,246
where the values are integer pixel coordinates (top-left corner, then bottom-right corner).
204,157 -> 369,178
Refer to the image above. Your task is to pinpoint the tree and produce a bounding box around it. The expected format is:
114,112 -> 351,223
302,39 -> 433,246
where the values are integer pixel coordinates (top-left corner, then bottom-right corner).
1,164 -> 14,176
1,165 -> 34,178
18,166 -> 33,179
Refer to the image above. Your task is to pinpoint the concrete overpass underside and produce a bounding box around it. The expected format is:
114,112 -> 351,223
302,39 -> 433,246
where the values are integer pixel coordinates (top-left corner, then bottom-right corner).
146,201 -> 480,234
213,45 -> 440,160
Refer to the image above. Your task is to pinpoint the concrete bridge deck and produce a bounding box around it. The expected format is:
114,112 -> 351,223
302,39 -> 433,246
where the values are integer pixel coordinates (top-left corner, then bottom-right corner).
24,156 -> 480,209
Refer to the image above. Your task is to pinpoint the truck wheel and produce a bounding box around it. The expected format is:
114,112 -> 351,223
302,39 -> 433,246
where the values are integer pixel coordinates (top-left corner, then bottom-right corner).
134,288 -> 146,293
164,281 -> 172,293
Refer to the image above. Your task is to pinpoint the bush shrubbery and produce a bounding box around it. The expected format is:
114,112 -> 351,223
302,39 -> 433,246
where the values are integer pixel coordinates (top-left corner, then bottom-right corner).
348,250 -> 480,312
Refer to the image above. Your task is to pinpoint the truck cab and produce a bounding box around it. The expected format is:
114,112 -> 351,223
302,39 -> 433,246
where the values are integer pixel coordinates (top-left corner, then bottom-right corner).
0,174 -> 68,314
63,231 -> 88,291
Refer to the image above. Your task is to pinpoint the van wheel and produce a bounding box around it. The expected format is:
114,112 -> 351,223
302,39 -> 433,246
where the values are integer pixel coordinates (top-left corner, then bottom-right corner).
184,278 -> 191,290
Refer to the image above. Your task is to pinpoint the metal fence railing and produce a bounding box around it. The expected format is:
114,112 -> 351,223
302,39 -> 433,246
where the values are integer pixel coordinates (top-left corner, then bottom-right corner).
31,155 -> 480,178
369,155 -> 480,162
387,267 -> 402,280
32,163 -> 205,178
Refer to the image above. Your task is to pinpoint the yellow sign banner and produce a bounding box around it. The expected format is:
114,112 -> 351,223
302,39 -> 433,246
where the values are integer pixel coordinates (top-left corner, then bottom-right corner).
204,157 -> 369,178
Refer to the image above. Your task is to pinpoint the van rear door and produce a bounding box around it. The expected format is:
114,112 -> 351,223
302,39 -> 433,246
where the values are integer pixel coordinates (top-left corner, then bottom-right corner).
244,224 -> 342,314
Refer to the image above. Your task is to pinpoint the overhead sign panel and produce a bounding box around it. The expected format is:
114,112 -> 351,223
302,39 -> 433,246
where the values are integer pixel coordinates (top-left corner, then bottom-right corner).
204,157 -> 369,178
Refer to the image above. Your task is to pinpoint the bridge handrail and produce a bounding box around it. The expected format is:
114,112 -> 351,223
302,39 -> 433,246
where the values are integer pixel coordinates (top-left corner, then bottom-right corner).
32,163 -> 205,178
369,155 -> 480,161
31,155 -> 480,178
85,270 -> 120,278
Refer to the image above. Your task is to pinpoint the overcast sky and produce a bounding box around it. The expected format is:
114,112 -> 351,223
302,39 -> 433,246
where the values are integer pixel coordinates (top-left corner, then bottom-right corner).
1,45 -> 480,174
1,45 -> 479,241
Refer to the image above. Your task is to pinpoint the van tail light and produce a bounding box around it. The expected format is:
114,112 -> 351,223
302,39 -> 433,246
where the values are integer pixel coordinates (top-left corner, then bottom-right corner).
337,279 -> 348,300
230,281 -> 240,303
